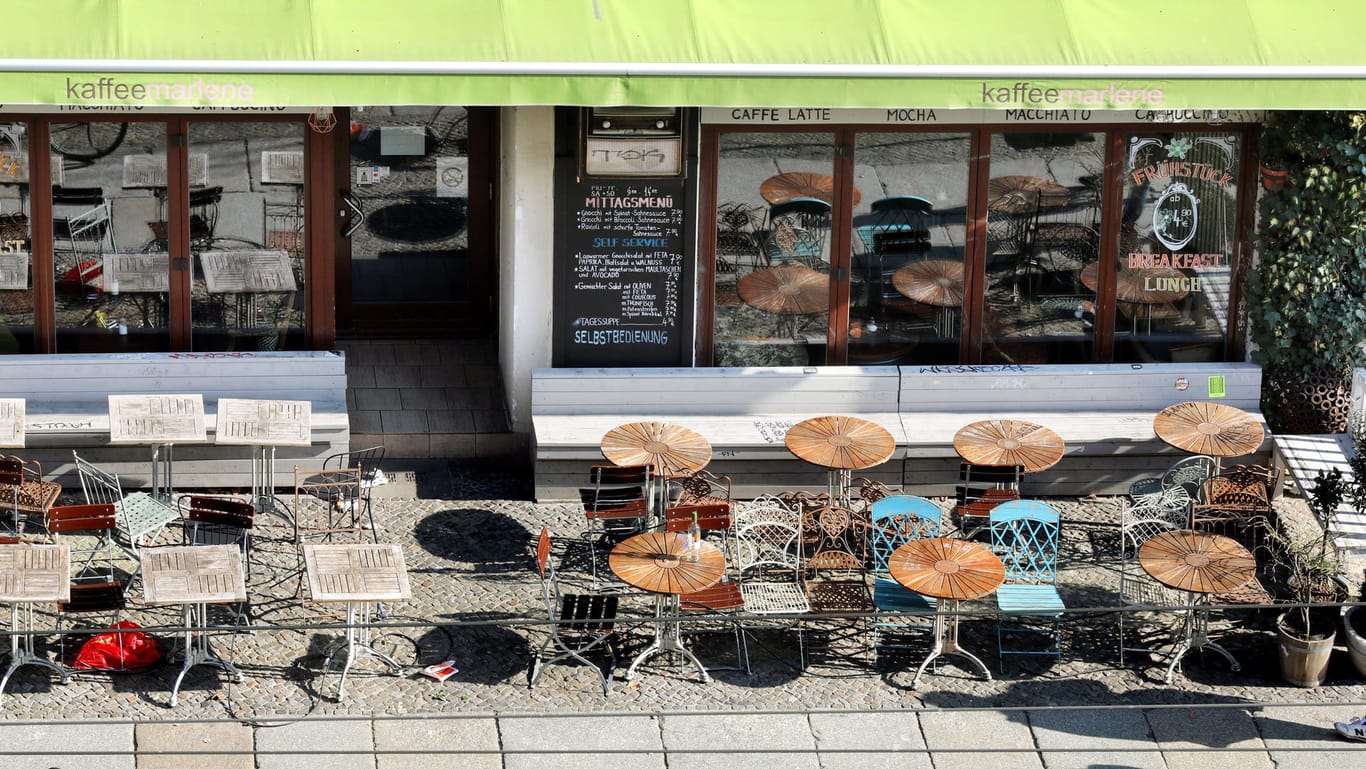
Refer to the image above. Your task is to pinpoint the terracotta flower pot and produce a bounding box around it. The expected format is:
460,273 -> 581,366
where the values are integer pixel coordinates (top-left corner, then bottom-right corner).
1261,165 -> 1288,191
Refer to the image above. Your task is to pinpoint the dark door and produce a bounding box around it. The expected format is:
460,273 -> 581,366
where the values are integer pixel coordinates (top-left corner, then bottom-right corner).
337,106 -> 495,334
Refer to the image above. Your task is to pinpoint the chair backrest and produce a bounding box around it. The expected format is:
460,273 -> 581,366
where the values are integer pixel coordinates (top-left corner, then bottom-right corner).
733,495 -> 802,575
869,495 -> 942,572
182,495 -> 254,531
804,504 -> 865,573
73,451 -> 125,507
325,445 -> 386,492
535,526 -> 553,582
765,197 -> 831,266
48,503 -> 123,593
668,469 -> 731,506
0,455 -> 23,487
989,500 -> 1061,583
51,186 -> 105,206
581,464 -> 650,515
665,503 -> 731,533
1120,506 -> 1180,558
534,527 -> 566,621
1162,455 -> 1217,498
960,463 -> 1024,487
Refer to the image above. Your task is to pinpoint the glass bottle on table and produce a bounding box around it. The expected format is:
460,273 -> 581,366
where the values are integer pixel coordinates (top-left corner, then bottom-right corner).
685,510 -> 702,562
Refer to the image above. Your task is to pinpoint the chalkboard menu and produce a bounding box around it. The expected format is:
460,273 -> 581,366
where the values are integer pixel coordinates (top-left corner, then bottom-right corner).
553,177 -> 691,366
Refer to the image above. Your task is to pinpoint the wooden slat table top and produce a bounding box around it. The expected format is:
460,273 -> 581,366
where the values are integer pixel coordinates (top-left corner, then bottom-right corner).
0,544 -> 70,603
142,544 -> 247,606
888,537 -> 1005,601
303,543 -> 411,603
1153,401 -> 1265,460
600,421 -> 713,478
785,415 -> 896,471
1138,529 -> 1256,595
953,419 -> 1066,473
608,531 -> 725,596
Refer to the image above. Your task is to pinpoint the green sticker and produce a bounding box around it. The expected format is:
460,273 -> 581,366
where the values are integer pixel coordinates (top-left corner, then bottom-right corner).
1208,375 -> 1226,398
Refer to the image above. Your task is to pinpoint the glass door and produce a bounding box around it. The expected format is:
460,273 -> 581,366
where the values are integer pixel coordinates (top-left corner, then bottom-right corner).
51,120 -> 172,353
339,106 -> 494,333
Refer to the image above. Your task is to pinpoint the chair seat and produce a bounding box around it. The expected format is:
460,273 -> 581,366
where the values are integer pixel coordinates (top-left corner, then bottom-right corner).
681,581 -> 744,612
740,581 -> 811,615
996,583 -> 1065,614
873,577 -> 937,613
0,479 -> 62,515
115,492 -> 179,548
558,593 -> 619,635
804,578 -> 873,614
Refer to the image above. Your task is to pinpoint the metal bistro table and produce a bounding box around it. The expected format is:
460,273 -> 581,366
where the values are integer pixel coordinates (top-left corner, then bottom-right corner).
215,398 -> 312,524
0,543 -> 70,701
953,419 -> 1066,475
108,393 -> 208,504
888,536 -> 1006,690
609,531 -> 725,683
1138,529 -> 1256,683
785,415 -> 897,505
142,544 -> 247,706
302,542 -> 411,700
601,421 -> 712,522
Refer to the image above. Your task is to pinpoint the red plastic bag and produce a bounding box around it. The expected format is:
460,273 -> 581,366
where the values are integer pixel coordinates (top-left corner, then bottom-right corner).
72,621 -> 163,671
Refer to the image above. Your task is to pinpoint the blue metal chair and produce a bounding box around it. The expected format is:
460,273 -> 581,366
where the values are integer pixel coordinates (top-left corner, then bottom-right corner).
989,500 -> 1065,670
867,495 -> 942,661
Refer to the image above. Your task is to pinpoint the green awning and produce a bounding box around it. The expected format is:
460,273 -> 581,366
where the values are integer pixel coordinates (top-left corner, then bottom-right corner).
4,0 -> 1366,109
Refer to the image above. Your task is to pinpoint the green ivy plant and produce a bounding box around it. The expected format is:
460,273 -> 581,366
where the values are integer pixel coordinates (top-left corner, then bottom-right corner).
1246,111 -> 1366,431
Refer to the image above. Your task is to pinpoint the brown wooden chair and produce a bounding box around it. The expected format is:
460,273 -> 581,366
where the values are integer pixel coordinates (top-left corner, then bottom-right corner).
667,469 -> 732,509
0,454 -> 62,537
954,463 -> 1023,538
579,464 -> 652,589
49,504 -> 130,669
529,527 -> 618,695
179,495 -> 255,577
669,503 -> 746,671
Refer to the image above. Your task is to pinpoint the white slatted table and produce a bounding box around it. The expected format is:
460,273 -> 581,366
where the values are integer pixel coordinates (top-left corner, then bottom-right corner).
1273,433 -> 1366,558
302,543 -> 411,700
0,543 -> 69,701
141,544 -> 247,706
215,398 -> 312,524
108,394 -> 208,504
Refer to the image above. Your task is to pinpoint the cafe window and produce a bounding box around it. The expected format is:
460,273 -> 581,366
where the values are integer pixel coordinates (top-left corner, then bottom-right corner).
0,123 -> 34,353
187,121 -> 306,351
52,121 -> 171,353
1114,131 -> 1238,363
982,131 -> 1104,365
711,131 -> 834,367
704,123 -> 1250,367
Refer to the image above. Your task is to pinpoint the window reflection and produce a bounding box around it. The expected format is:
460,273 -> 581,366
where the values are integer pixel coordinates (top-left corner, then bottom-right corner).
1114,132 -> 1236,363
712,132 -> 833,366
850,132 -> 970,365
982,132 -> 1103,364
52,121 -> 170,352
0,123 -> 33,353
188,121 -> 306,351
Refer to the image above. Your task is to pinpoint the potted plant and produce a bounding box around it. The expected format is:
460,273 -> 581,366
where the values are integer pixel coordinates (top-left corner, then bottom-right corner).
1246,111 -> 1366,434
1345,573 -> 1366,678
1268,468 -> 1347,687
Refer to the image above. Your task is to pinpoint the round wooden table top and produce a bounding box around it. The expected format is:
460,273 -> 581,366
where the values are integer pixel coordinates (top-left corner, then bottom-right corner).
1152,401 -> 1265,459
888,537 -> 1006,601
609,531 -> 725,596
1079,261 -> 1190,305
737,264 -> 830,316
600,421 -> 713,478
784,415 -> 897,471
953,419 -> 1066,473
760,171 -> 862,207
987,175 -> 1070,213
1138,529 -> 1256,594
891,259 -> 965,307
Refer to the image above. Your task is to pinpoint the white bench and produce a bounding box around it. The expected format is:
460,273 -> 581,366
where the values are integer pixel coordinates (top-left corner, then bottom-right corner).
2,351 -> 349,491
898,362 -> 1270,496
531,366 -> 905,501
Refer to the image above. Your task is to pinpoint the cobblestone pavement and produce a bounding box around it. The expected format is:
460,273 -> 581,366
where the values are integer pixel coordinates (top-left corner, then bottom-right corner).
5,460 -> 1364,721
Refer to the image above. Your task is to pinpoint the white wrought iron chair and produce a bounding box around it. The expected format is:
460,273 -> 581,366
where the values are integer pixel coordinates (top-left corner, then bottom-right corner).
1117,505 -> 1186,665
733,495 -> 810,674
